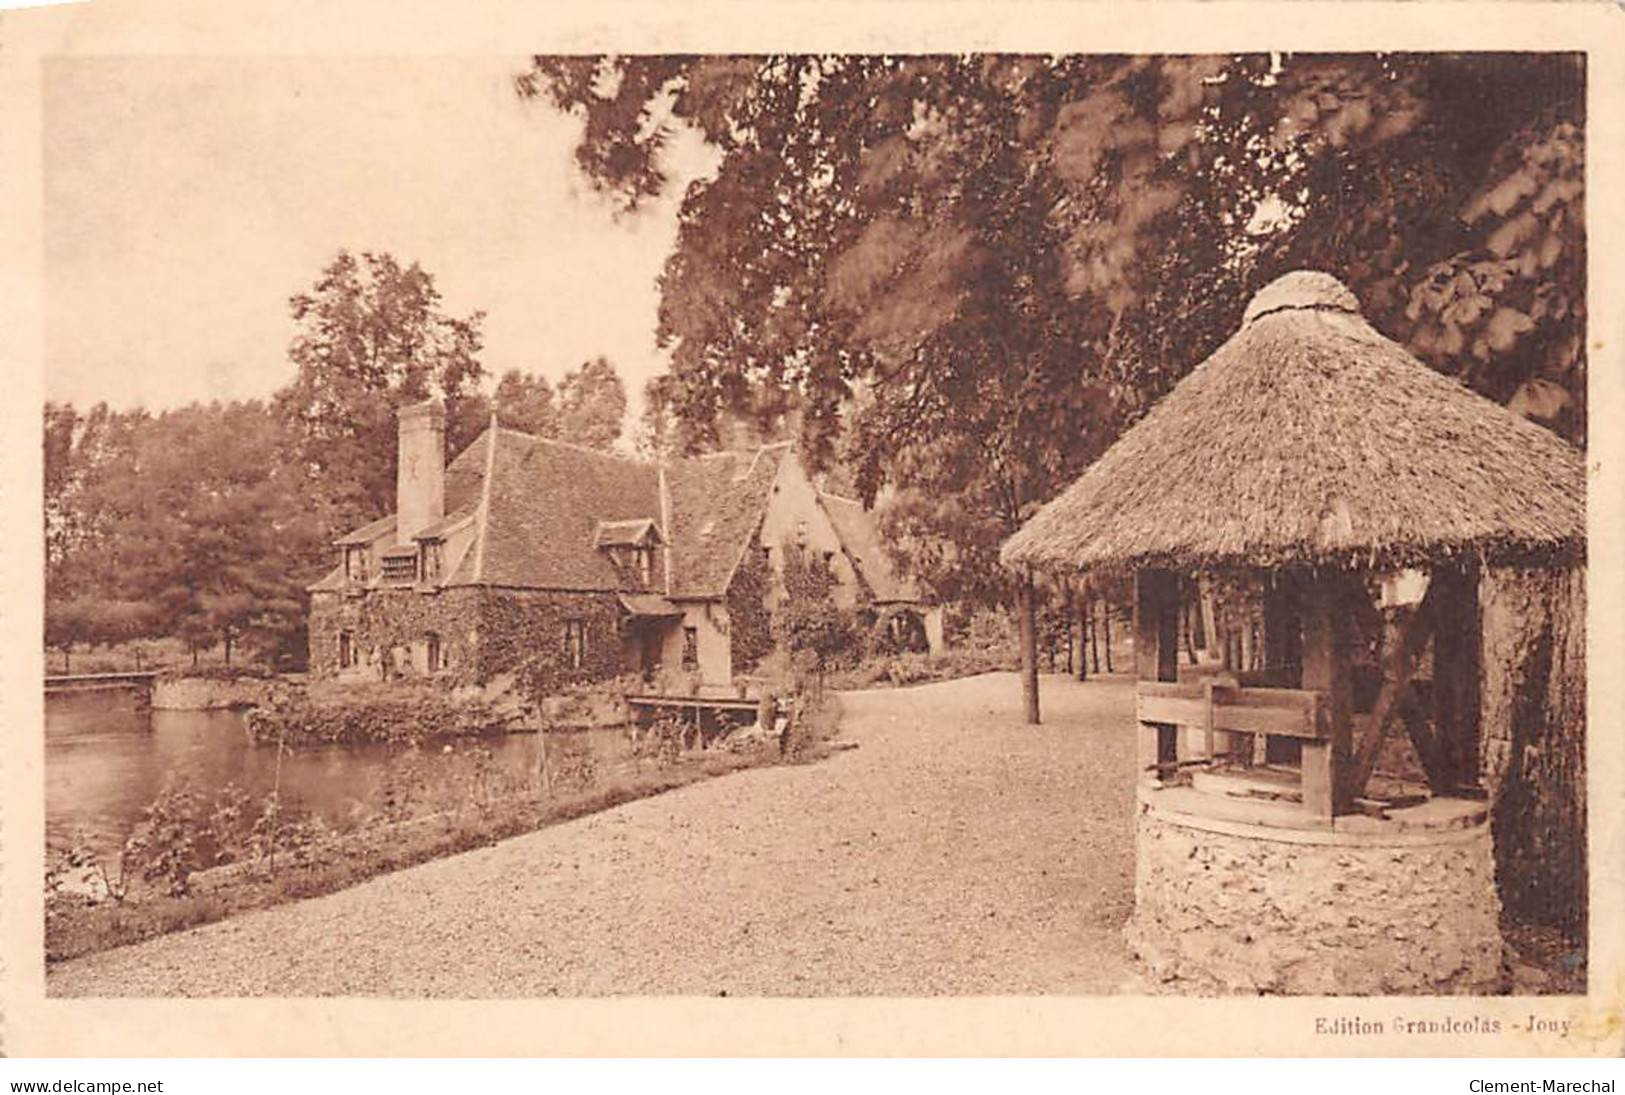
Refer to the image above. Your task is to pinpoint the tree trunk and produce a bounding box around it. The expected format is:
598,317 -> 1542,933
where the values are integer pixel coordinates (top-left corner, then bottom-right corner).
1076,593 -> 1089,682
1103,609 -> 1114,673
1480,565 -> 1586,938
1017,569 -> 1041,724
1088,594 -> 1101,674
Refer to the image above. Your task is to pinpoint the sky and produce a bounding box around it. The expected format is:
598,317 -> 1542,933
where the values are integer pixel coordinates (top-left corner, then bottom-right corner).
43,56 -> 712,414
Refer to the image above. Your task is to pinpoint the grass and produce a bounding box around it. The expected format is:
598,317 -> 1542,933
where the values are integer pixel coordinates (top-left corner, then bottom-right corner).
46,710 -> 845,965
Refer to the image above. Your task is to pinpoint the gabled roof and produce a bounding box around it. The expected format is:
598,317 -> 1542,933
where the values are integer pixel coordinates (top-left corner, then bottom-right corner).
447,428 -> 663,590
817,491 -> 920,603
314,431 -> 914,604
1002,270 -> 1586,574
663,443 -> 790,598
595,518 -> 663,548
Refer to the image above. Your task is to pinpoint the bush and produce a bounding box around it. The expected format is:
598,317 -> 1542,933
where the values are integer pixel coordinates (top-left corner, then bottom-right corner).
962,608 -> 1019,660
110,779 -> 340,897
158,663 -> 272,682
629,712 -> 687,767
783,690 -> 842,761
247,682 -> 508,746
122,782 -> 208,896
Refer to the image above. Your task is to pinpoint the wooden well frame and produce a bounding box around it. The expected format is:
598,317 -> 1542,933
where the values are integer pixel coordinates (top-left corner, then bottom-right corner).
1133,564 -> 1483,823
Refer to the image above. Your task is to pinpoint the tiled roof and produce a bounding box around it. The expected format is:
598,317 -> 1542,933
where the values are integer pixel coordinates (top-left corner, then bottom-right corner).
319,432 -> 911,605
414,509 -> 475,541
467,429 -> 663,590
619,593 -> 683,618
817,491 -> 921,603
334,514 -> 395,546
663,444 -> 789,598
307,566 -> 347,593
595,518 -> 662,548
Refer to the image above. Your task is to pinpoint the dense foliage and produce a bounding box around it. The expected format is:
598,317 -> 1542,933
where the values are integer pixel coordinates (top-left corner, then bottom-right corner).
246,685 -> 508,746
520,52 -> 1584,720
771,542 -> 864,676
45,250 -> 637,668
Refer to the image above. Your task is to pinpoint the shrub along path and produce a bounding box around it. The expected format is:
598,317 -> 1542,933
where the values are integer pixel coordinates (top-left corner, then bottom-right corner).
47,672 -> 1142,997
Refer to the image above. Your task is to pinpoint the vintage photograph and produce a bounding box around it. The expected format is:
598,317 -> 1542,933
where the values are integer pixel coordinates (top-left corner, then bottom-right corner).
38,49 -> 1588,1004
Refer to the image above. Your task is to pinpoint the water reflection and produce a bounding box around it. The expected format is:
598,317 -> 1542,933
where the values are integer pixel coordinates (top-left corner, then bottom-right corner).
45,690 -> 634,859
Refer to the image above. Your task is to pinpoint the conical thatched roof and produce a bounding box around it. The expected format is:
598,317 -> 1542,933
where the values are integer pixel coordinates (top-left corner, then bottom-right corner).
1001,271 -> 1585,574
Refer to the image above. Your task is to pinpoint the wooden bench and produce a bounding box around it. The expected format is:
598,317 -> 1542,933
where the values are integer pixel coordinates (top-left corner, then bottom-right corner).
1136,679 -> 1343,817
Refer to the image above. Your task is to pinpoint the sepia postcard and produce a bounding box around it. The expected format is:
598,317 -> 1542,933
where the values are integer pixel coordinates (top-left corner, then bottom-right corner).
0,0 -> 1622,1058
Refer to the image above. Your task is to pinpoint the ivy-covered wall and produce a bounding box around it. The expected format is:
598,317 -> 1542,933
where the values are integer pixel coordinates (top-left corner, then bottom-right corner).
476,587 -> 626,696
725,525 -> 774,674
308,587 -> 484,682
309,586 -> 627,697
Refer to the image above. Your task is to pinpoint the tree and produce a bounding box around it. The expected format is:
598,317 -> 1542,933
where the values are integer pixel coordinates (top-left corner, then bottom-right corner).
44,401 -> 145,600
274,250 -> 486,531
521,53 -> 1584,725
633,374 -> 681,459
62,400 -> 325,666
772,542 -> 862,687
557,355 -> 627,450
491,369 -> 559,437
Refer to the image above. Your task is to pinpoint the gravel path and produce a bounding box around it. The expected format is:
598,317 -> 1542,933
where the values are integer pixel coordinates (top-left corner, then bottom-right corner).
48,672 -> 1141,997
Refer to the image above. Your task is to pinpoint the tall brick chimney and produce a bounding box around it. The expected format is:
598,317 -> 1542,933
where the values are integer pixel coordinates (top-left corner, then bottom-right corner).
396,399 -> 445,543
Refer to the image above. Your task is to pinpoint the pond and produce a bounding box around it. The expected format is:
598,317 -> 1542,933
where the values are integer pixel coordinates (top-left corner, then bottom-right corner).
45,689 -> 637,861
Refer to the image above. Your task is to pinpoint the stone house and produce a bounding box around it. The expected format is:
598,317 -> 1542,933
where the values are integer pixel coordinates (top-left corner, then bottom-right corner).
307,400 -> 941,691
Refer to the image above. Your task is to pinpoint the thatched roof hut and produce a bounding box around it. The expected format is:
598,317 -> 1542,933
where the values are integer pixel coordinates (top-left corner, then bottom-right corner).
1001,271 -> 1585,575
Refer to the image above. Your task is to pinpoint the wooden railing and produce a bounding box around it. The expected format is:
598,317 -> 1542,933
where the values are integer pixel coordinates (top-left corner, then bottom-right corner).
1136,680 -> 1343,818
44,670 -> 159,695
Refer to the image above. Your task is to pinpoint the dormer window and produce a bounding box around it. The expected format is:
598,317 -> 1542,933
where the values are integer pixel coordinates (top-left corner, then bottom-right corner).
380,547 -> 418,583
420,539 -> 444,583
343,546 -> 369,583
594,519 -> 663,589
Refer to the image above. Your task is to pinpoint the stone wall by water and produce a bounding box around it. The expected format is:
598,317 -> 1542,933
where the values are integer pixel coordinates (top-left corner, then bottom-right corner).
1128,800 -> 1505,996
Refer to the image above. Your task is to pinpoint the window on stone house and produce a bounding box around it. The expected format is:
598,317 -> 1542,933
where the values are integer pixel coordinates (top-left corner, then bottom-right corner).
564,619 -> 586,670
381,553 -> 417,582
421,541 -> 444,583
682,626 -> 699,672
636,545 -> 653,586
425,631 -> 442,672
338,630 -> 354,669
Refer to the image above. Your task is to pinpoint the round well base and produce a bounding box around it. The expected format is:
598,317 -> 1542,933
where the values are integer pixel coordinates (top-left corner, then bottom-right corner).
1127,785 -> 1505,995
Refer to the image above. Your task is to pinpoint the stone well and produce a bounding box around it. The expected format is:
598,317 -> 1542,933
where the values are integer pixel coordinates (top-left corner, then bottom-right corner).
1127,784 -> 1505,995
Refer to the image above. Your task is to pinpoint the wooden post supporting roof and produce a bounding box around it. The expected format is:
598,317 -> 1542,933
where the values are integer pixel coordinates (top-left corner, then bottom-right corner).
1299,577 -> 1355,817
1429,564 -> 1482,791
1135,569 -> 1180,777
